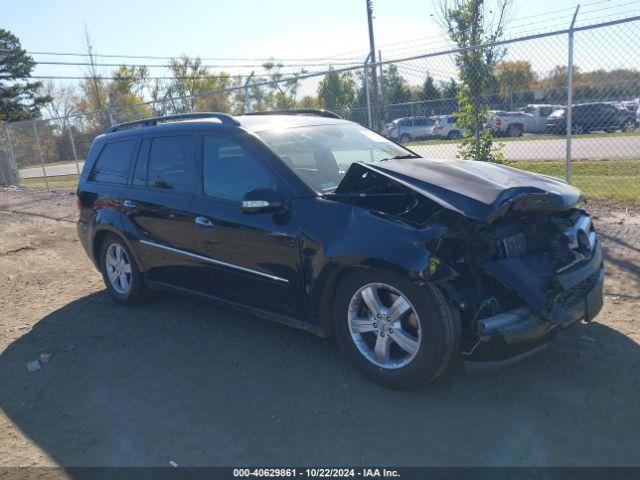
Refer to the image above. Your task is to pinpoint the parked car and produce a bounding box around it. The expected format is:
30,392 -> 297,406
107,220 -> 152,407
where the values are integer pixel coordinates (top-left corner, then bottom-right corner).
432,115 -> 462,139
383,116 -> 436,142
490,104 -> 563,137
77,110 -> 604,388
616,100 -> 638,114
546,102 -> 636,134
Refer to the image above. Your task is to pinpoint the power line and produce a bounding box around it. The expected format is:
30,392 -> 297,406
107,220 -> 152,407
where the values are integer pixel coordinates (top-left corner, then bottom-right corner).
27,72 -> 319,81
33,60 -> 361,69
20,50 -> 363,62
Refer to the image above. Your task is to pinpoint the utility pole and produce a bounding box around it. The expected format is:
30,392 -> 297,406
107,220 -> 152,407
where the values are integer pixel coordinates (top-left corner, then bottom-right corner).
366,0 -> 380,130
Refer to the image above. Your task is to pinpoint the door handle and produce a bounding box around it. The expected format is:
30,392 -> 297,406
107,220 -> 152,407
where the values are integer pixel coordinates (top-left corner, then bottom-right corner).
123,199 -> 136,209
195,216 -> 214,228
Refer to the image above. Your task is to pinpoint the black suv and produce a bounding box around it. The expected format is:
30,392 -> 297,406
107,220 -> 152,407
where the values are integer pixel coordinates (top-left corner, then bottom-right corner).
77,111 -> 604,388
546,102 -> 636,134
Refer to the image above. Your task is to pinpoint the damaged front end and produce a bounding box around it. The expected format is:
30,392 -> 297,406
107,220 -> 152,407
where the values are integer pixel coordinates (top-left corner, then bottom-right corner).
451,208 -> 604,366
332,159 -> 604,366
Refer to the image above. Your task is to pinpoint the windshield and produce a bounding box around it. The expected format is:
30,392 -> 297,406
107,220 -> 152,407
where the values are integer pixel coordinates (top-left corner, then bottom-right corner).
257,123 -> 417,193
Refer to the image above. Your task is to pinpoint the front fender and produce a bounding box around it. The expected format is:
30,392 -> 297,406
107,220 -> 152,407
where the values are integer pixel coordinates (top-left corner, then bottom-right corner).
296,197 -> 454,330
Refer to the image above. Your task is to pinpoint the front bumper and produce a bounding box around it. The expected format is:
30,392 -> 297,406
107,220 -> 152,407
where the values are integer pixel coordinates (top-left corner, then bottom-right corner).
463,263 -> 604,366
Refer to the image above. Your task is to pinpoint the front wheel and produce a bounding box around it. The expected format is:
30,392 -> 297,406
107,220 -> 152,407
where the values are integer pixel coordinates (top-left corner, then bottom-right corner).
447,130 -> 461,140
99,234 -> 146,305
332,269 -> 460,388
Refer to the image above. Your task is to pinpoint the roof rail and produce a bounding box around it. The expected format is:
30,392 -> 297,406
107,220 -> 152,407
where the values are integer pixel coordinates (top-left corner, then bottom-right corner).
243,109 -> 341,119
105,112 -> 240,133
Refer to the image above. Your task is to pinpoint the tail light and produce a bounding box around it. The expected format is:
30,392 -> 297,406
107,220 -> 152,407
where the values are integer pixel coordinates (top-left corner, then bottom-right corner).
495,118 -> 502,126
386,124 -> 395,132
76,197 -> 81,211
435,125 -> 443,131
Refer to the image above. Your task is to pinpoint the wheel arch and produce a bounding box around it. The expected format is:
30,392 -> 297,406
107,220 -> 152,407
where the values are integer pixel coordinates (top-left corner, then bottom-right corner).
314,259 -> 425,337
90,211 -> 144,273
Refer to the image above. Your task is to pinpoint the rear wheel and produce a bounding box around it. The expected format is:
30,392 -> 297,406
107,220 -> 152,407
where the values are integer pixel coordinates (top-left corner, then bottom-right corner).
571,124 -> 585,135
399,133 -> 412,143
622,119 -> 635,132
447,130 -> 461,140
332,269 -> 460,388
99,234 -> 146,305
507,124 -> 523,137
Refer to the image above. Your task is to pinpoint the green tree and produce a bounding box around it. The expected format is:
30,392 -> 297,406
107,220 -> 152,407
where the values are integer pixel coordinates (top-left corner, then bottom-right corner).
441,78 -> 458,99
255,60 -> 307,110
381,65 -> 411,104
418,74 -> 441,101
440,0 -> 511,162
317,69 -> 355,112
0,29 -> 50,121
166,56 -> 234,113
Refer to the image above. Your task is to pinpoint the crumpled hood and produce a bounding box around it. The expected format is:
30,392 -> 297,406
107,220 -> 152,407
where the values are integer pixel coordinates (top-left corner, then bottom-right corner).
338,158 -> 581,223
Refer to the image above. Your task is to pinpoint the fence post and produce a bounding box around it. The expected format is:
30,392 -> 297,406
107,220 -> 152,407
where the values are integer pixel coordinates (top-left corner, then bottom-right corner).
364,58 -> 373,129
0,129 -> 7,185
68,123 -> 81,175
4,123 -> 19,186
33,119 -> 49,191
565,6 -> 580,184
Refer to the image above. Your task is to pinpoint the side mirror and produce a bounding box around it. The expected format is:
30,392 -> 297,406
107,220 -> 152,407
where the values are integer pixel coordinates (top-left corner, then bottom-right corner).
241,188 -> 284,214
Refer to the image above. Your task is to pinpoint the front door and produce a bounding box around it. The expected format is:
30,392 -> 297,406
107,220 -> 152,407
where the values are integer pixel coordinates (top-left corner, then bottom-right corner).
188,135 -> 305,318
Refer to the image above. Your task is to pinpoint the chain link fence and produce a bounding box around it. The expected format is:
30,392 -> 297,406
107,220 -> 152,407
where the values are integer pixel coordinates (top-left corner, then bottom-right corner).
1,16 -> 638,201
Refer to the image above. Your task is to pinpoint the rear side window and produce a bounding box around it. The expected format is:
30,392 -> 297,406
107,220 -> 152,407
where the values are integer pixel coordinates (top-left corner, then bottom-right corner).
203,136 -> 275,202
90,140 -> 136,184
147,136 -> 195,192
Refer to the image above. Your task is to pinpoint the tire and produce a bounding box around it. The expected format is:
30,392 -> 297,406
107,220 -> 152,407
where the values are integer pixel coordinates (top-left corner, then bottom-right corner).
99,234 -> 146,305
447,130 -> 461,140
507,124 -> 523,137
571,124 -> 585,135
399,133 -> 412,143
622,119 -> 635,132
332,268 -> 461,389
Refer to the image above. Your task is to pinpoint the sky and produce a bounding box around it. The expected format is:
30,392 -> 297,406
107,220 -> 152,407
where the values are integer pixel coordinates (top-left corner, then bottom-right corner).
3,0 -> 639,86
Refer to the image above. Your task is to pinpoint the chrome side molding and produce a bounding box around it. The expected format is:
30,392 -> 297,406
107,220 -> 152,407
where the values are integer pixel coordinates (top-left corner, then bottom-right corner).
139,239 -> 289,284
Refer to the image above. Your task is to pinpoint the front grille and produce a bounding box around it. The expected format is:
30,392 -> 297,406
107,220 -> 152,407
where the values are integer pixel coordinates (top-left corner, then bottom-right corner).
554,268 -> 601,309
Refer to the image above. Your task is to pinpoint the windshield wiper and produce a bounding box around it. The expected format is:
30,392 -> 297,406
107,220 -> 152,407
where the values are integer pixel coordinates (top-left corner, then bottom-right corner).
379,153 -> 420,161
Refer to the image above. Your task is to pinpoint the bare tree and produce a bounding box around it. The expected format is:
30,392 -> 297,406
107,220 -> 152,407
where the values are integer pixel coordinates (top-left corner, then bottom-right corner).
40,81 -> 77,131
82,25 -> 108,124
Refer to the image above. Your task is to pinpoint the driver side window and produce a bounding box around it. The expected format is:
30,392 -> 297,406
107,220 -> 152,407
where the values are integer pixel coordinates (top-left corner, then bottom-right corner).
203,136 -> 275,202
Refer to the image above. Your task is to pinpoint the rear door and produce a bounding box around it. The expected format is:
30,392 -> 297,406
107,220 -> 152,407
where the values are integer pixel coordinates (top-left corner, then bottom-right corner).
187,134 -> 304,318
122,134 -> 197,288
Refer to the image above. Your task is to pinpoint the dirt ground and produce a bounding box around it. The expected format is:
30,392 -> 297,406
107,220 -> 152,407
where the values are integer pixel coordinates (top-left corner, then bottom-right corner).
0,186 -> 639,468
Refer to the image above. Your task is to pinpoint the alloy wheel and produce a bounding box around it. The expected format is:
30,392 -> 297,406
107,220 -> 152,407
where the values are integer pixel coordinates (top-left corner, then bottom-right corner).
348,283 -> 422,369
105,243 -> 133,295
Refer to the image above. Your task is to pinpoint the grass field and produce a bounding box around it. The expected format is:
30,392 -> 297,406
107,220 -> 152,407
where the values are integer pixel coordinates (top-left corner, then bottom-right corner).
22,174 -> 80,189
19,159 -> 82,170
20,159 -> 639,203
407,129 -> 640,147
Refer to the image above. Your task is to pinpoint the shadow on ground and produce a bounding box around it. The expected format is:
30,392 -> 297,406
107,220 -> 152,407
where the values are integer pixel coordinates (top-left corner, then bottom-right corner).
1,290 -> 639,467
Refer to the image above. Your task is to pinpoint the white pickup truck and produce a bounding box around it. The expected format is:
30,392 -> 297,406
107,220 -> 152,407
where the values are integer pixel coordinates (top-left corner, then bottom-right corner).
490,104 -> 563,137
